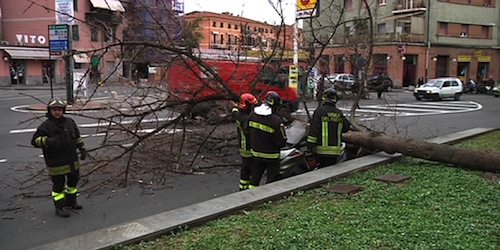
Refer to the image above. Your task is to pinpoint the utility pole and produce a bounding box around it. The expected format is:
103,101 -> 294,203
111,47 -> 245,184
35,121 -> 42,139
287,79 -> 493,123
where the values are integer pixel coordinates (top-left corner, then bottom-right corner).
66,25 -> 74,104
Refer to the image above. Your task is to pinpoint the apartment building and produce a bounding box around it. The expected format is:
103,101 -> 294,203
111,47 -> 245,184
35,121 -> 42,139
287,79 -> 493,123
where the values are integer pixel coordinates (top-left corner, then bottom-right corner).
305,0 -> 499,88
185,11 -> 304,56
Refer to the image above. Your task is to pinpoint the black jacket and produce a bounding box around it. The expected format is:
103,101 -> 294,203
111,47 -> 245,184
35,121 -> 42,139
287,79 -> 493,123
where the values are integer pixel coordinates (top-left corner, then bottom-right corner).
232,107 -> 252,158
247,104 -> 287,159
31,114 -> 84,172
307,102 -> 350,156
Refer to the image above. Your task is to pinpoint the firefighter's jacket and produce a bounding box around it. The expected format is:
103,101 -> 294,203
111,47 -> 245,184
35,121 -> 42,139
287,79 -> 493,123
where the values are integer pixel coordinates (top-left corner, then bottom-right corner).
31,114 -> 85,176
247,104 -> 287,159
232,107 -> 252,158
307,102 -> 350,156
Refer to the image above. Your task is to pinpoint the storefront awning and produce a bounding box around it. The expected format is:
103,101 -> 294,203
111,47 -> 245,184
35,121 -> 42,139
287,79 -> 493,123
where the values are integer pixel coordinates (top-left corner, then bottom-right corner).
90,0 -> 125,12
2,47 -> 53,60
73,53 -> 90,63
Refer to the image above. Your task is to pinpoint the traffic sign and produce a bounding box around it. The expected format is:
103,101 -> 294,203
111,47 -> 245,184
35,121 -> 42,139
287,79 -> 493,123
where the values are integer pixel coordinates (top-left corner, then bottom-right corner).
48,24 -> 69,55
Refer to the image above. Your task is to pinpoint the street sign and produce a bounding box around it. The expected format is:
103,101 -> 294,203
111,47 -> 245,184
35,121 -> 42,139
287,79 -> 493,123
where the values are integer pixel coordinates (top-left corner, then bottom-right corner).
48,24 -> 69,56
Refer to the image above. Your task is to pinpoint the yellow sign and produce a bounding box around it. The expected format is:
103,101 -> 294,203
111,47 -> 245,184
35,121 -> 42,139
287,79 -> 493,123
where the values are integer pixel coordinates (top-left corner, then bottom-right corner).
296,0 -> 319,19
457,55 -> 471,62
289,65 -> 299,90
474,50 -> 483,57
477,56 -> 491,62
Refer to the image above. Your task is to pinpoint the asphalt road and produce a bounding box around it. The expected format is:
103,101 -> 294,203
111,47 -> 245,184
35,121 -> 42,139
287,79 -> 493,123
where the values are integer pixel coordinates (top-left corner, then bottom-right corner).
0,87 -> 498,250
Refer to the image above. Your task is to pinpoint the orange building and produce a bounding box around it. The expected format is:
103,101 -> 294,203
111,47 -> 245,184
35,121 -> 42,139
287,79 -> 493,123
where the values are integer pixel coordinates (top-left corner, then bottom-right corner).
185,11 -> 303,52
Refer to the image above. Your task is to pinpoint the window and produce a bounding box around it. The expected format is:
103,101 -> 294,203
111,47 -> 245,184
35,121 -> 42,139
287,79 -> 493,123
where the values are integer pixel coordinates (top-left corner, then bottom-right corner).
438,22 -> 448,35
221,34 -> 224,44
212,21 -> 216,27
228,35 -> 232,45
91,26 -> 98,42
378,0 -> 387,5
72,25 -> 79,41
228,23 -> 232,29
235,24 -> 238,29
73,0 -> 78,11
213,34 -> 217,44
377,23 -> 386,35
103,28 -> 113,42
481,26 -> 490,38
460,24 -> 468,37
220,22 -> 224,28
346,0 -> 353,10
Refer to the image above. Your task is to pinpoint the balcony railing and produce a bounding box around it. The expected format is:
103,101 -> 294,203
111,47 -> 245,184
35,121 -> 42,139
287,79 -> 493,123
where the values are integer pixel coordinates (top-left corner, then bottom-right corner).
375,33 -> 425,43
392,0 -> 426,14
86,11 -> 122,24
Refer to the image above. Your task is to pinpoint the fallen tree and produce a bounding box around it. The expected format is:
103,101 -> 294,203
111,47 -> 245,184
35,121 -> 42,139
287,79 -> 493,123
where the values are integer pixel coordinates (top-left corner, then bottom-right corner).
343,131 -> 500,173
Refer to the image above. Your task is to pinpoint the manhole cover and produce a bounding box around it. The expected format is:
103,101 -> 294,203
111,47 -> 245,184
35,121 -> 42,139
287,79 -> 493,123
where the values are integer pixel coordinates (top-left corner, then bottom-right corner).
374,174 -> 411,183
328,184 -> 363,194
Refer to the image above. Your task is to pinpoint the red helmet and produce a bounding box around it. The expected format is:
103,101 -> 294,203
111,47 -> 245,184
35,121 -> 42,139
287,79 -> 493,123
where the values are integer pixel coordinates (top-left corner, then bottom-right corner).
238,93 -> 258,110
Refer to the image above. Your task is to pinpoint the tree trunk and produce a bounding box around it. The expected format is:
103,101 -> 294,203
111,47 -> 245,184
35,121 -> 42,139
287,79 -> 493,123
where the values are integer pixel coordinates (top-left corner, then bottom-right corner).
343,131 -> 500,172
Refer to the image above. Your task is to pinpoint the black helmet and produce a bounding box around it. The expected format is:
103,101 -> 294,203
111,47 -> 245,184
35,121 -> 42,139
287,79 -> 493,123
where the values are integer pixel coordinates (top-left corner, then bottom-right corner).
264,91 -> 282,108
322,87 -> 338,104
47,97 -> 67,112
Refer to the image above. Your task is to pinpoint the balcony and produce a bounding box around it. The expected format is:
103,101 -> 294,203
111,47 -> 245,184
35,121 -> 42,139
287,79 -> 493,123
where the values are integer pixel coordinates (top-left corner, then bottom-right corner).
392,0 -> 426,14
85,11 -> 122,25
375,33 -> 425,43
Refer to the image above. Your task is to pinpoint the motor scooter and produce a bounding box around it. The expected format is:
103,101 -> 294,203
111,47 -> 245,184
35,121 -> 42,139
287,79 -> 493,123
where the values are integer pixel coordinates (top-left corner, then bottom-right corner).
277,120 -> 349,180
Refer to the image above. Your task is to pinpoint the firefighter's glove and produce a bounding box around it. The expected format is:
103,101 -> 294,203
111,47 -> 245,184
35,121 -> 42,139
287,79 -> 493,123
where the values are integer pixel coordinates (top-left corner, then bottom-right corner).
46,137 -> 60,148
79,149 -> 88,161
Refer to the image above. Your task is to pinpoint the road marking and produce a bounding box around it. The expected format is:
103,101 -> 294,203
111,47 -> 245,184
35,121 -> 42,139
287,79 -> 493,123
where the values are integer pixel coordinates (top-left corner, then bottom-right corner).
9,117 -> 176,134
0,159 -> 7,163
298,101 -> 482,120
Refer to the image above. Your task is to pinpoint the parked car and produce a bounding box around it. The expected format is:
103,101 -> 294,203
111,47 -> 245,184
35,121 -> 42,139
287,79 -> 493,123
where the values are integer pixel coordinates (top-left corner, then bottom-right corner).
367,75 -> 394,92
326,73 -> 356,90
413,77 -> 463,101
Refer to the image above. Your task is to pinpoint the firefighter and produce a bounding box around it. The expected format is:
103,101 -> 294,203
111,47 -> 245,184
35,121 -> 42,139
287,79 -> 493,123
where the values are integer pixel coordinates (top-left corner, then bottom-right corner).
247,91 -> 287,188
31,98 -> 87,218
307,88 -> 351,168
232,93 -> 258,190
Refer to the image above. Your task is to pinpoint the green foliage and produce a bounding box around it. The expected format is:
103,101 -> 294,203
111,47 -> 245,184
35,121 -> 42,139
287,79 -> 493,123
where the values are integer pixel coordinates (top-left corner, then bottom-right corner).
121,131 -> 500,250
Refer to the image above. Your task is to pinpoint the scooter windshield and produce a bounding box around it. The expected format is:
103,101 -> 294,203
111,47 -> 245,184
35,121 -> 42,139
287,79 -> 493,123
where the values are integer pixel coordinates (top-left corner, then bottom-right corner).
285,120 -> 308,145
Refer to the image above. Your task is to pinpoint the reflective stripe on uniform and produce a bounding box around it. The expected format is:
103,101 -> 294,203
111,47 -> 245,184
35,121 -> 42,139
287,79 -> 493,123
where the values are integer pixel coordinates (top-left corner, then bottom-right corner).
307,135 -> 317,144
236,120 -> 250,157
65,186 -> 78,194
251,149 -> 280,159
249,121 -> 275,134
239,179 -> 250,190
248,184 -> 257,189
52,191 -> 65,201
35,136 -> 48,148
47,161 -> 80,176
315,145 -> 343,155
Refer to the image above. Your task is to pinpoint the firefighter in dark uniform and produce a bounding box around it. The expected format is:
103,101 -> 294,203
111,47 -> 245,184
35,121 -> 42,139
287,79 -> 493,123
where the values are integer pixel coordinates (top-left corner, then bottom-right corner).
247,91 -> 287,188
31,98 -> 87,218
232,93 -> 258,190
307,88 -> 351,168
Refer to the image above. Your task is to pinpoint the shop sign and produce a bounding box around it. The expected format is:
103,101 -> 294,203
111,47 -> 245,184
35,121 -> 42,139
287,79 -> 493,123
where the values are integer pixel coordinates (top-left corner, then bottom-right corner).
477,56 -> 491,62
457,55 -> 471,62
16,34 -> 47,45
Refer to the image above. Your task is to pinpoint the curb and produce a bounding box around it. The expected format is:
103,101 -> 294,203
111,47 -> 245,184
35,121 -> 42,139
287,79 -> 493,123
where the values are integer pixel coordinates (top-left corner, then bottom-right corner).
30,127 -> 497,250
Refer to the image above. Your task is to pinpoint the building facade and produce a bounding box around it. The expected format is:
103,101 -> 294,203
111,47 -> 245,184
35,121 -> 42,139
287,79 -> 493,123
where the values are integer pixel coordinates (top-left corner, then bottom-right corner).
0,0 -> 127,86
305,0 -> 499,88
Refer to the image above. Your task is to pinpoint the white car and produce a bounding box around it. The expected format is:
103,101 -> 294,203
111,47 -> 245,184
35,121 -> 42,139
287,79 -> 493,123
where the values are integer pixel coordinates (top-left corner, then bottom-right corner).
413,77 -> 463,101
326,73 -> 356,90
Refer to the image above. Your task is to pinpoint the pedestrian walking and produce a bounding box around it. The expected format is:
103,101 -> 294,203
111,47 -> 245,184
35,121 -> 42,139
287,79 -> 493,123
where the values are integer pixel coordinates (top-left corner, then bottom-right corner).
376,73 -> 387,99
31,98 -> 87,218
232,93 -> 258,190
307,88 -> 351,168
247,91 -> 287,188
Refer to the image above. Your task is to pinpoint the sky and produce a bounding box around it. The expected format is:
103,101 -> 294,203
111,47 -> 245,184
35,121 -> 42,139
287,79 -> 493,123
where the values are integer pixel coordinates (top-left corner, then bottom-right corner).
183,0 -> 297,25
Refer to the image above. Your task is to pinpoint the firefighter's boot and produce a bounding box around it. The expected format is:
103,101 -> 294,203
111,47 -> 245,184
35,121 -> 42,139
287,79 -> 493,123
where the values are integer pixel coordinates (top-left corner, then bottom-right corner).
239,179 -> 250,191
54,199 -> 70,218
65,193 -> 83,210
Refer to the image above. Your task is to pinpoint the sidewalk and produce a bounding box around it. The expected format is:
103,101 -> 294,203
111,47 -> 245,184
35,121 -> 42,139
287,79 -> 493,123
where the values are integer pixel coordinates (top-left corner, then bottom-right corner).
31,127 -> 497,250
